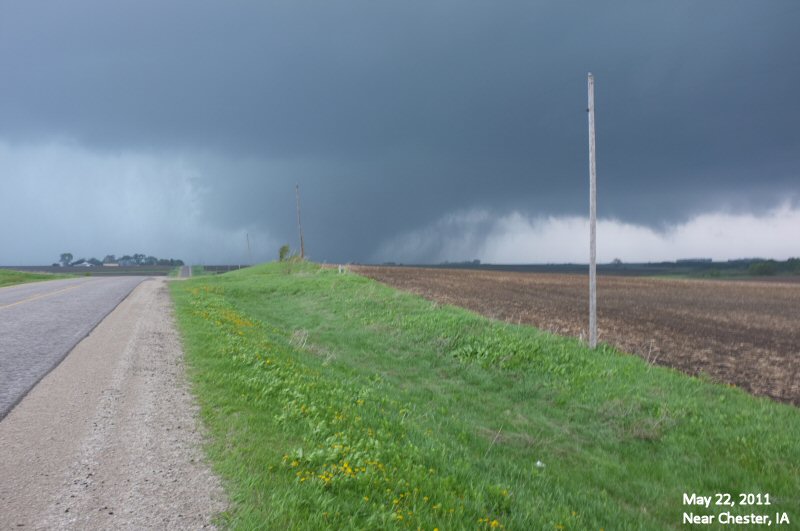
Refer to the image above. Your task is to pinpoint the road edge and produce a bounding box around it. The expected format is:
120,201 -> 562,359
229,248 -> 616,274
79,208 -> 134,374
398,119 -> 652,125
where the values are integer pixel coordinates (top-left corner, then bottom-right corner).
0,277 -> 147,421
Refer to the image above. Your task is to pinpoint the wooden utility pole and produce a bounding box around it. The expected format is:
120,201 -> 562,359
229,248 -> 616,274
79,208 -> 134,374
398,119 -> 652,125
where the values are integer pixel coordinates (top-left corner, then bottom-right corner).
295,184 -> 305,259
587,73 -> 598,349
246,232 -> 252,265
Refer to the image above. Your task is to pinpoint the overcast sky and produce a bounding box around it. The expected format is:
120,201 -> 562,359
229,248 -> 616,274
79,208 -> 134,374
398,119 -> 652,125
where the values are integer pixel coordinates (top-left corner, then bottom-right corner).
1,1 -> 798,265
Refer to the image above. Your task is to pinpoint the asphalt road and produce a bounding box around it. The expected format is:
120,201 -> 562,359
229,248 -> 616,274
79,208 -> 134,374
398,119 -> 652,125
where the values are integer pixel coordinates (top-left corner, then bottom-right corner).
0,276 -> 145,419
0,278 -> 226,527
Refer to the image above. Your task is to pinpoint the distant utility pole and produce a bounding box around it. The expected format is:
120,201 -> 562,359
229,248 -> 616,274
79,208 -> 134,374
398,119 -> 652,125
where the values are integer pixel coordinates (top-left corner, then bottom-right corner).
246,232 -> 253,265
295,184 -> 305,259
587,72 -> 598,349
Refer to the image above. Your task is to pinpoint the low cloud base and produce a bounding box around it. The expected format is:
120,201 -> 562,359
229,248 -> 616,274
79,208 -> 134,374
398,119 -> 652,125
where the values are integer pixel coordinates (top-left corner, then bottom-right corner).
374,205 -> 800,264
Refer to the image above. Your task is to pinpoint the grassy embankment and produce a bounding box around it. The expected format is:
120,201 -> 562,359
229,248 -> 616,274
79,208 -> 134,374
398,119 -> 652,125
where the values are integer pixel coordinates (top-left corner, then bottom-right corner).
0,269 -> 71,288
192,265 -> 214,276
170,262 -> 800,530
169,265 -> 209,277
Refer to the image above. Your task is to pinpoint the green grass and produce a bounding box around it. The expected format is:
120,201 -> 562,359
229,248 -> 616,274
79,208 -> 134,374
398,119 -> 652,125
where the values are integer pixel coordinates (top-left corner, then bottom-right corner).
170,265 -> 210,278
0,269 -> 72,288
170,262 -> 800,530
192,265 -> 213,276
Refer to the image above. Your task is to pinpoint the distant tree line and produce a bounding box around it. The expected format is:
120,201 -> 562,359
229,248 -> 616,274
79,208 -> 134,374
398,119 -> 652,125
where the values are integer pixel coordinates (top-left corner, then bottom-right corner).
748,258 -> 800,276
55,252 -> 184,267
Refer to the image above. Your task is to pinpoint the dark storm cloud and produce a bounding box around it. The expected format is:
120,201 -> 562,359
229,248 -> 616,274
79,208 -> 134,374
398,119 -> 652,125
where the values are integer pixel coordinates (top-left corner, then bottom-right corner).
1,1 -> 798,263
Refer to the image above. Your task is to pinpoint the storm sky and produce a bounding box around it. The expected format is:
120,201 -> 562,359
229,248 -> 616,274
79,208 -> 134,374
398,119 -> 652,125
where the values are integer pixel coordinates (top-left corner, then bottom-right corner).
1,1 -> 798,265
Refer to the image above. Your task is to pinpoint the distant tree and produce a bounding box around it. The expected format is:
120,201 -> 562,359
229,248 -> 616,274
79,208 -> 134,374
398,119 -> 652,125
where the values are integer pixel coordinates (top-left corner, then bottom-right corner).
133,253 -> 146,265
612,258 -> 622,265
88,258 -> 102,266
158,258 -> 180,266
749,261 -> 777,276
102,255 -> 116,264
59,252 -> 73,267
279,244 -> 290,262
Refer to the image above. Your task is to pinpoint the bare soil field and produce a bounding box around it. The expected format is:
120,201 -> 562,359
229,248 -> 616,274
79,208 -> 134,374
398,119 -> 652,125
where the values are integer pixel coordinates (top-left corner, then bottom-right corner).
353,266 -> 800,406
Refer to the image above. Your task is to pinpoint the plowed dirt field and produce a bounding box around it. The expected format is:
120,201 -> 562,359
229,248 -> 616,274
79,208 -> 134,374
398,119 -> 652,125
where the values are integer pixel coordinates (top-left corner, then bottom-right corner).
353,266 -> 800,406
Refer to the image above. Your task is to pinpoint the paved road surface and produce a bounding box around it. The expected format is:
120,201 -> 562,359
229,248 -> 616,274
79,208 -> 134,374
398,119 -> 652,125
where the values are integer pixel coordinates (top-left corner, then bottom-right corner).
0,276 -> 145,419
0,278 -> 226,528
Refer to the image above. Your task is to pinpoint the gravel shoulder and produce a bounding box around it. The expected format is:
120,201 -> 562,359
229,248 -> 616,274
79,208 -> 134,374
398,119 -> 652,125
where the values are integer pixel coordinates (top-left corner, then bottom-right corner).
1,276 -> 146,420
0,278 -> 227,529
